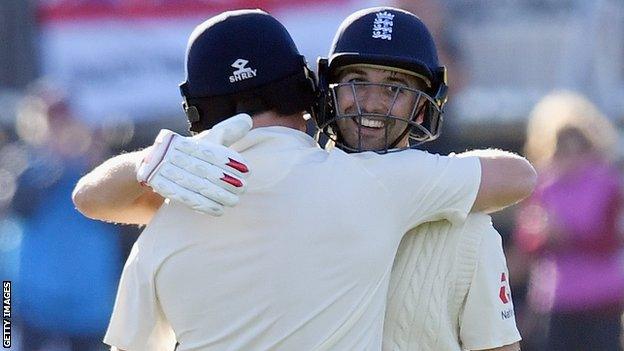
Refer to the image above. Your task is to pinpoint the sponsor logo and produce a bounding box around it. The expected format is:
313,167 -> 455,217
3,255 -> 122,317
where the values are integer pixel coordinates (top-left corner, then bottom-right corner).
498,273 -> 515,320
229,59 -> 257,83
499,272 -> 510,304
372,11 -> 394,40
501,308 -> 514,320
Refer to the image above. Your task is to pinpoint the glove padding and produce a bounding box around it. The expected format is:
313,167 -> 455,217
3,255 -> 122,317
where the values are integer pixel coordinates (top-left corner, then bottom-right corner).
137,113 -> 252,215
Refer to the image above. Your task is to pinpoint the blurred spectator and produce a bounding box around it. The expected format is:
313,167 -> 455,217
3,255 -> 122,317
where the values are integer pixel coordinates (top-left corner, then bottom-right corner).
12,81 -> 122,351
513,91 -> 624,350
0,123 -> 24,285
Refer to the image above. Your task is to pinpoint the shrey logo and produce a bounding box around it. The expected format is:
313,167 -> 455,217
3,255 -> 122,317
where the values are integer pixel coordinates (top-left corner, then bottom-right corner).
499,272 -> 511,304
372,11 -> 395,40
229,59 -> 257,83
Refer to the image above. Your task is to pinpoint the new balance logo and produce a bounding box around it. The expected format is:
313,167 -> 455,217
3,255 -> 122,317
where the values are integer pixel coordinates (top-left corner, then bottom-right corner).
229,59 -> 257,83
372,11 -> 394,40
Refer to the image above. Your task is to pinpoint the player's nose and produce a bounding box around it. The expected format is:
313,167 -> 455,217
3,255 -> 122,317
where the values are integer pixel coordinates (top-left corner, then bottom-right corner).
357,86 -> 390,115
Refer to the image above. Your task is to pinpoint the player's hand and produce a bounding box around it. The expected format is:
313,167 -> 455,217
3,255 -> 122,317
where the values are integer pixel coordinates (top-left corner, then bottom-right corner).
136,113 -> 253,215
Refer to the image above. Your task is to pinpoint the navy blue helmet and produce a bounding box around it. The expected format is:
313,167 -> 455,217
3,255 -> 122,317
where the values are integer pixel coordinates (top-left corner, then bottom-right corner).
180,9 -> 316,132
316,7 -> 448,152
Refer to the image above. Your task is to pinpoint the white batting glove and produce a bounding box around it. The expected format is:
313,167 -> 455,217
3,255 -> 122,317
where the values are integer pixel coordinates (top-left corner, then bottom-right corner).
136,113 -> 253,216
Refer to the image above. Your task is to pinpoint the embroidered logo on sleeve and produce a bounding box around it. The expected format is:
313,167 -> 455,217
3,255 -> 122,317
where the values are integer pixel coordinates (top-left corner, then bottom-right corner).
372,11 -> 394,40
229,59 -> 257,83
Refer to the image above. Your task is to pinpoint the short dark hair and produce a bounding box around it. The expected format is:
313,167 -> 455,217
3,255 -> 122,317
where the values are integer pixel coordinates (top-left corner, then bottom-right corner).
186,69 -> 316,133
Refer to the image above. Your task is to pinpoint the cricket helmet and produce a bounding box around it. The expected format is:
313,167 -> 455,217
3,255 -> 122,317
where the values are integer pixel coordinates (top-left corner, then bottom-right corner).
180,9 -> 316,132
316,7 -> 448,152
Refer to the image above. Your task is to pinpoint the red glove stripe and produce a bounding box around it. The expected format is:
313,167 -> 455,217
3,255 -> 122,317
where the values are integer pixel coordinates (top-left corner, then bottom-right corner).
221,174 -> 243,188
226,158 -> 249,173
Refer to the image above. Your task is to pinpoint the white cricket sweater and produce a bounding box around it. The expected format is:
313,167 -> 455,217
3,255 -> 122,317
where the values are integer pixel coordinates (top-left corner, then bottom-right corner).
384,213 -> 521,351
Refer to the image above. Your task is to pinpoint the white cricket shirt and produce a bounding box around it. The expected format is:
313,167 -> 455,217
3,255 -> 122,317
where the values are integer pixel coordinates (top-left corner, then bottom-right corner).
104,126 -> 481,351
384,214 -> 522,350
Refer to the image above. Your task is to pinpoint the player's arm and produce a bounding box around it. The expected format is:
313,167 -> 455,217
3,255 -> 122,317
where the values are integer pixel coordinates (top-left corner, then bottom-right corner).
358,149 -> 533,228
475,341 -> 521,351
459,149 -> 536,213
73,148 -> 164,225
73,114 -> 253,225
459,215 -> 522,351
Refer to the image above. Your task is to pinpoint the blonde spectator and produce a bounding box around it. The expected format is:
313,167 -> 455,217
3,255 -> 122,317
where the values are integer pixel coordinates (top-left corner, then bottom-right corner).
514,91 -> 624,351
524,90 -> 618,168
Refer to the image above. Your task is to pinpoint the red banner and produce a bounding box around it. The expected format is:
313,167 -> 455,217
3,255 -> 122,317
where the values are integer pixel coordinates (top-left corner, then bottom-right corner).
38,0 -> 343,22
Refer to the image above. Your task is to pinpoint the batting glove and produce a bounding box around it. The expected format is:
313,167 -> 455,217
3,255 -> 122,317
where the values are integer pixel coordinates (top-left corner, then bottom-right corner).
136,113 -> 253,215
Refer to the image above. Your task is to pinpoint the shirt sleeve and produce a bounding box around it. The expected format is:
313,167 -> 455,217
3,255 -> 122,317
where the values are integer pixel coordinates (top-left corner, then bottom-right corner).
459,223 -> 522,350
357,150 -> 481,231
104,242 -> 177,351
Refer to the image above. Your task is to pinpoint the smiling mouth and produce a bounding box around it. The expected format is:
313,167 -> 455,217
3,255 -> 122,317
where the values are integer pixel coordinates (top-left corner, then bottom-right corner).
352,116 -> 385,129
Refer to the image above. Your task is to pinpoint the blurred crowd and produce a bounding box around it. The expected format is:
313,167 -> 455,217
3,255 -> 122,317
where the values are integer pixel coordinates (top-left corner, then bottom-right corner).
0,81 -> 143,350
1,0 -> 624,350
